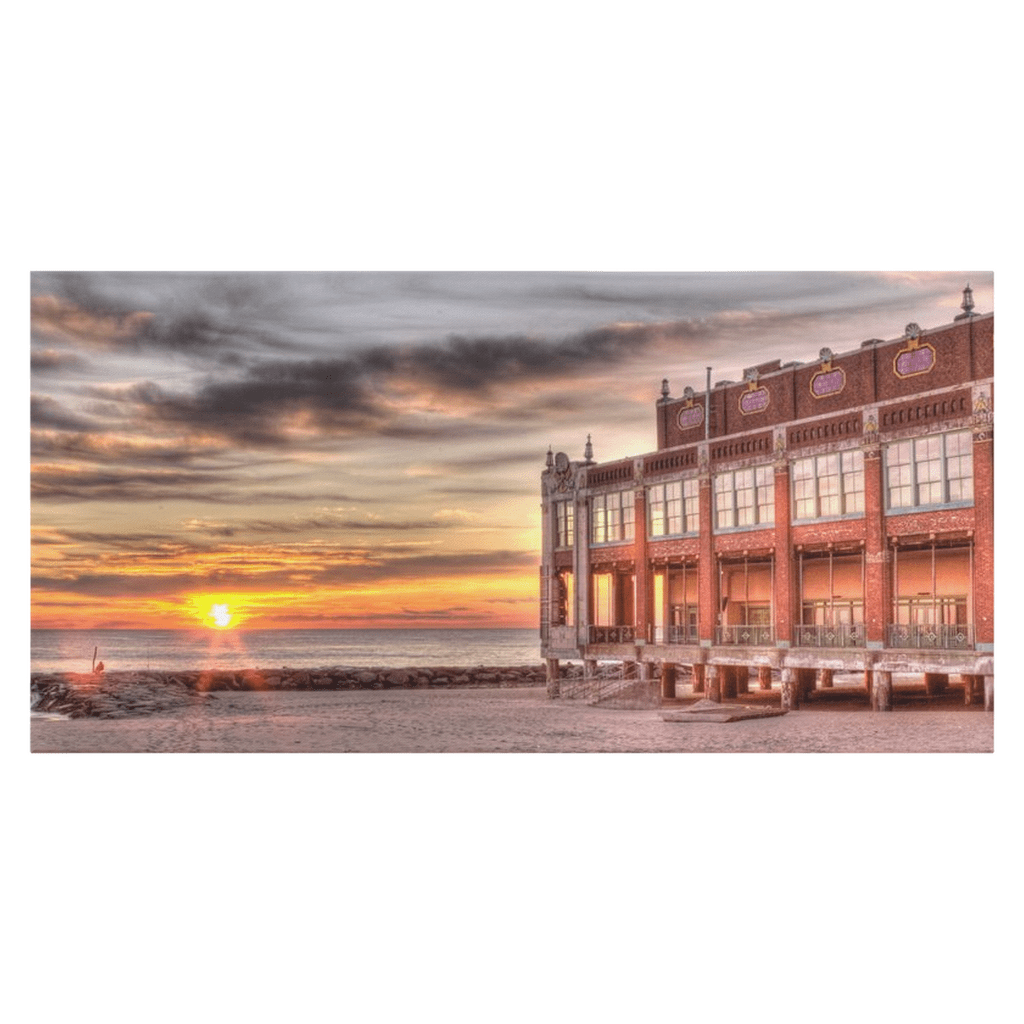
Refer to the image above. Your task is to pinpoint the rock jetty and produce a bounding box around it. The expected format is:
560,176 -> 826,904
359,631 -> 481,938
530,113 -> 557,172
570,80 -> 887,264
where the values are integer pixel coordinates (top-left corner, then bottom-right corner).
31,664 -> 552,719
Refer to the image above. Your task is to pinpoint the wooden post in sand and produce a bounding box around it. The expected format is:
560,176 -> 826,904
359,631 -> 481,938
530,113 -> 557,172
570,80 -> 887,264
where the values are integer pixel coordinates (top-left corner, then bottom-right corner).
758,665 -> 773,691
661,662 -> 677,700
780,668 -> 798,711
872,670 -> 893,711
706,664 -> 721,702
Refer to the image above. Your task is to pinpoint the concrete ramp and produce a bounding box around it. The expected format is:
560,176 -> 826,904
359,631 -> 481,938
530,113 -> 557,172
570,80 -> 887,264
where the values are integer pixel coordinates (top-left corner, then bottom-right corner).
661,698 -> 788,723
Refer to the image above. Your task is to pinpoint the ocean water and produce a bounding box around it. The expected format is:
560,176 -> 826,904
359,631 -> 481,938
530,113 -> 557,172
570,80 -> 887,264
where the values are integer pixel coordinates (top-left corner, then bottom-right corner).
31,628 -> 543,674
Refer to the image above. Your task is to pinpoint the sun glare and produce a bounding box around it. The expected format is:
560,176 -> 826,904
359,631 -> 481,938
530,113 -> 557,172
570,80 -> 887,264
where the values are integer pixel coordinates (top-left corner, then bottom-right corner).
208,603 -> 233,629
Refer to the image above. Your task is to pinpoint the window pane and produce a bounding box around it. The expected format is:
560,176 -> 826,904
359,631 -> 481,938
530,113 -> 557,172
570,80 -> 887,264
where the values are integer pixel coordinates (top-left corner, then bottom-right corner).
715,473 -> 734,528
683,478 -> 699,532
622,498 -> 635,541
592,495 -> 606,543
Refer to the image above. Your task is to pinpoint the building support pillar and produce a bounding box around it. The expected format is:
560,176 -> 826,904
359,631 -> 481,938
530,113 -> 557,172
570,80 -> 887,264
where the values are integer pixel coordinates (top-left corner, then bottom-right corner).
872,670 -> 893,712
820,668 -> 834,689
780,668 -> 798,711
758,665 -> 772,690
984,675 -> 994,712
797,668 -> 816,700
706,664 -> 721,702
736,666 -> 749,694
691,663 -> 705,694
961,674 -> 975,705
721,665 -> 738,700
546,658 -> 560,699
661,662 -> 677,700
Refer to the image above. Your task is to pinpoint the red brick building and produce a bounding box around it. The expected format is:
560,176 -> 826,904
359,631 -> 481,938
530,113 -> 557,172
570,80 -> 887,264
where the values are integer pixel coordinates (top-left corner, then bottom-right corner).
540,289 -> 993,710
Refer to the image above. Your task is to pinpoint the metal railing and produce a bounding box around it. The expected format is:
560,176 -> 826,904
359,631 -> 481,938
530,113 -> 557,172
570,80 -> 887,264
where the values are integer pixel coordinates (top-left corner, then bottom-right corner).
560,663 -> 661,708
588,625 -> 635,644
715,624 -> 775,646
887,624 -> 975,650
794,624 -> 866,648
667,624 -> 700,644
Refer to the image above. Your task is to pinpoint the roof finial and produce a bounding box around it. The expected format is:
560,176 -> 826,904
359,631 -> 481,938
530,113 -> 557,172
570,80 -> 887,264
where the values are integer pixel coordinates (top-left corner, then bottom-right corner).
546,447 -> 554,469
584,434 -> 594,463
955,282 -> 976,320
660,378 -> 670,400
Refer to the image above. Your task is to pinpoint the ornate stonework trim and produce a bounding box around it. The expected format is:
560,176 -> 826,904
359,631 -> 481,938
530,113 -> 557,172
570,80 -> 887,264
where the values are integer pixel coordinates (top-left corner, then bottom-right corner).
738,382 -> 770,415
676,403 -> 705,430
810,351 -> 846,398
893,339 -> 936,378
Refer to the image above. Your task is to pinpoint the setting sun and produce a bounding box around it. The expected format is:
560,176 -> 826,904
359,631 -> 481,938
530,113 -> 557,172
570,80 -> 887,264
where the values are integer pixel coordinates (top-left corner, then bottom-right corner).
207,603 -> 233,629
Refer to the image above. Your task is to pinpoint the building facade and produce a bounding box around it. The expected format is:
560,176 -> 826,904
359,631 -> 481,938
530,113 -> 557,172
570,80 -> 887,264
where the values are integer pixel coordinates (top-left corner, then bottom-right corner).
539,292 -> 994,710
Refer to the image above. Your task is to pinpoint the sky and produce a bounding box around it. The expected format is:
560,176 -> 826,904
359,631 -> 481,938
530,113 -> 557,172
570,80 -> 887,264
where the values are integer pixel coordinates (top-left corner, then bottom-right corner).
29,270 -> 993,631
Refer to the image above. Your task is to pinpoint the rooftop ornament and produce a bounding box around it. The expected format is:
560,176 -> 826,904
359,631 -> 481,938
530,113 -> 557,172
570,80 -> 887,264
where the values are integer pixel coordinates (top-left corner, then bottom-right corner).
955,283 -> 976,320
584,434 -> 594,463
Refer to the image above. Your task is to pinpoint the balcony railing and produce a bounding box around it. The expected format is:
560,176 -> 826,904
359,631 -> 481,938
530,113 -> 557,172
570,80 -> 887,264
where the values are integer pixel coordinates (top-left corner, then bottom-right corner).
887,624 -> 975,650
588,625 -> 636,644
794,624 -> 866,648
716,624 -> 775,646
667,624 -> 700,644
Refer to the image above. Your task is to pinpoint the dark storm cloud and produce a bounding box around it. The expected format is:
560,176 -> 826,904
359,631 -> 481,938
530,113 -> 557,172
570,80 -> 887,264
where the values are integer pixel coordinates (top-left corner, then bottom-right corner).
116,318 -> 704,446
31,272 -> 303,361
398,320 -> 709,391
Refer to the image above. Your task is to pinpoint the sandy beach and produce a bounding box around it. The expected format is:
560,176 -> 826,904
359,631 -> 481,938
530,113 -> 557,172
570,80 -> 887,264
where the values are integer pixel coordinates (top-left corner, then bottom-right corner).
31,685 -> 994,753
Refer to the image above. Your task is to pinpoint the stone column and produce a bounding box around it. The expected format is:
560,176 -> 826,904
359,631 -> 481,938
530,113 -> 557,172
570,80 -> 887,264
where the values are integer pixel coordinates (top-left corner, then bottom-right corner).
758,665 -> 773,690
984,675 -> 994,712
546,657 -> 561,699
872,670 -> 893,711
780,668 -> 798,710
820,668 -> 834,689
706,664 -> 721,702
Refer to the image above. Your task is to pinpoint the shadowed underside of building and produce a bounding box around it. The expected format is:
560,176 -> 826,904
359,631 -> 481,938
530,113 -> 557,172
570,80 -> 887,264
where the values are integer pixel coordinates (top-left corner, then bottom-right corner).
539,291 -> 993,711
